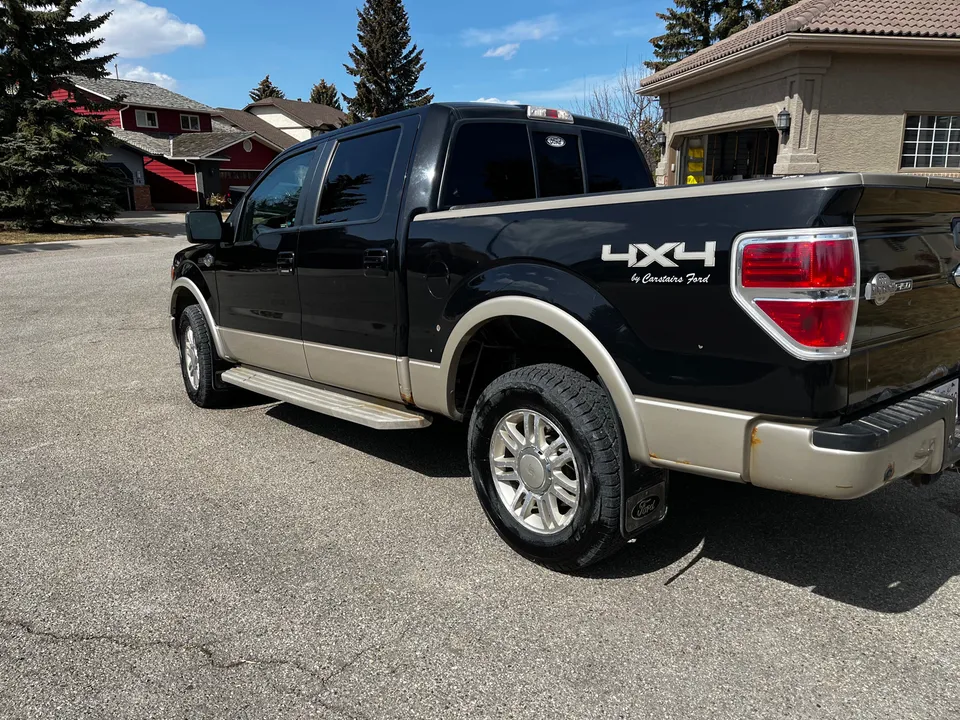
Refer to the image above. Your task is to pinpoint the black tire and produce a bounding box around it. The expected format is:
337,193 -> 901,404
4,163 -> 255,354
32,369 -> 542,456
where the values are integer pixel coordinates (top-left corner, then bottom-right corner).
468,363 -> 625,572
178,304 -> 229,408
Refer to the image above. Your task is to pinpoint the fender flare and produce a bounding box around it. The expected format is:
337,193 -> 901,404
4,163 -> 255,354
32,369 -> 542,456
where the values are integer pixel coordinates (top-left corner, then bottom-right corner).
169,277 -> 234,361
431,296 -> 648,462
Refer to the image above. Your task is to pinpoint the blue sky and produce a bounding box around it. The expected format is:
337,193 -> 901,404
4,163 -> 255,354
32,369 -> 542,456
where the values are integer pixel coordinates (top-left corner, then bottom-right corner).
76,0 -> 664,110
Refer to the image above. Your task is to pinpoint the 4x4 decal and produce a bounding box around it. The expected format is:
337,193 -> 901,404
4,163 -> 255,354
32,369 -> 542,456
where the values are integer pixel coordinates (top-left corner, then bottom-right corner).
601,242 -> 717,268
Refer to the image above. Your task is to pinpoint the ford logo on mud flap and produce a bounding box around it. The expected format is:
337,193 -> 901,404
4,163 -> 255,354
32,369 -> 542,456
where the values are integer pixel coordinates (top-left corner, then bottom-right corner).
631,496 -> 660,519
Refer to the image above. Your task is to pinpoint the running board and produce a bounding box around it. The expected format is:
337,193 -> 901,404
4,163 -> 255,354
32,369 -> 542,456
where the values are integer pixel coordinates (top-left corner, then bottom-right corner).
221,366 -> 432,430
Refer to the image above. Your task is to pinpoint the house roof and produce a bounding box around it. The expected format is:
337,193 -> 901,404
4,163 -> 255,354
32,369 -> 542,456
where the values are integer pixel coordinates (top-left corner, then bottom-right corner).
243,97 -> 347,129
110,128 -> 255,159
212,107 -> 298,150
65,75 -> 214,113
642,0 -> 960,88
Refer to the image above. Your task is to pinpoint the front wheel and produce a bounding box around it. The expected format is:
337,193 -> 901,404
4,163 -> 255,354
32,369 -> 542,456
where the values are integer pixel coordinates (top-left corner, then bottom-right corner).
468,364 -> 625,571
178,304 -> 230,408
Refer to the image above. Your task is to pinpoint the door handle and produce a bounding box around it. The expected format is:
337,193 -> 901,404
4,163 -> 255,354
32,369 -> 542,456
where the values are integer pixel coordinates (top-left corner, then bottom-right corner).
277,251 -> 296,274
363,248 -> 389,277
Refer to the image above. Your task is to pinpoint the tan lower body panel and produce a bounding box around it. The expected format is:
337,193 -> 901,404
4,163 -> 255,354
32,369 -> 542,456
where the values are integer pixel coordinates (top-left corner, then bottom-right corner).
408,360 -> 446,416
303,342 -> 401,403
631,395 -> 947,499
219,327 -> 309,379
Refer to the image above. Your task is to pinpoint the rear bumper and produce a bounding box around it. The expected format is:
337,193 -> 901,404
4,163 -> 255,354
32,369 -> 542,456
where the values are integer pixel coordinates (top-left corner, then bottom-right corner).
632,388 -> 957,499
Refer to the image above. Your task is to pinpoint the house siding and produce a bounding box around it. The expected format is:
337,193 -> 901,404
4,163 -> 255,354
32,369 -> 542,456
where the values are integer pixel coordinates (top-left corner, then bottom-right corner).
144,157 -> 197,204
247,107 -> 312,141
50,88 -> 122,126
121,106 -> 213,133
218,138 -> 278,170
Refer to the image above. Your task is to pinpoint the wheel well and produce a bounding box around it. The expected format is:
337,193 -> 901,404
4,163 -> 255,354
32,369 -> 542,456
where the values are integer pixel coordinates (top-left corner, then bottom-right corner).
452,316 -> 598,416
172,288 -> 196,328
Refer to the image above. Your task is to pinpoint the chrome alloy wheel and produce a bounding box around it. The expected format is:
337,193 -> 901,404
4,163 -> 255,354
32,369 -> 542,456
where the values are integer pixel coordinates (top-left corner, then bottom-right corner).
183,326 -> 200,390
489,409 -> 580,535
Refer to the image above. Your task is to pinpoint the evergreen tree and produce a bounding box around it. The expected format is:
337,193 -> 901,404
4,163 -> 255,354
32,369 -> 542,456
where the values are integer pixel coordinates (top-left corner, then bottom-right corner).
0,0 -> 124,229
645,0 -> 722,73
309,79 -> 342,110
342,0 -> 433,121
249,75 -> 285,102
715,0 -> 762,40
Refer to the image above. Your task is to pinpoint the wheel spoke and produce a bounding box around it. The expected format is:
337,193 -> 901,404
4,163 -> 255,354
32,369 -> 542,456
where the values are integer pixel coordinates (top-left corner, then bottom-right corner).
551,484 -> 577,509
492,456 -> 517,472
511,485 -> 526,511
539,493 -> 559,530
551,469 -> 578,494
519,491 -> 535,519
543,436 -> 565,459
553,450 -> 573,469
499,424 -> 523,454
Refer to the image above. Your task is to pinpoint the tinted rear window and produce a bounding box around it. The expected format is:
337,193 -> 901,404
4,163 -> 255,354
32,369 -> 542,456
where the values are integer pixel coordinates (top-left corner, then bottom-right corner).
316,127 -> 401,224
582,130 -> 651,193
532,131 -> 584,198
441,123 -> 536,207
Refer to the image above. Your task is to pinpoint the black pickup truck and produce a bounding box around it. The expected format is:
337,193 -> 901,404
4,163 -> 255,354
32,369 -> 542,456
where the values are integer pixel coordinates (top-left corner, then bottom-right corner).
170,102 -> 960,571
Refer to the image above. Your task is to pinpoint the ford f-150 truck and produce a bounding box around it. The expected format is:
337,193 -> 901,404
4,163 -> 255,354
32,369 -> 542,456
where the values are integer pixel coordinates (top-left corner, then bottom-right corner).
170,102 -> 960,571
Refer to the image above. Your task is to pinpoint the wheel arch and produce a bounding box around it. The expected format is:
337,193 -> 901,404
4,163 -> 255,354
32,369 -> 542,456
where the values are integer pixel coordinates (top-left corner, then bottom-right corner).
170,275 -> 233,361
414,294 -> 649,462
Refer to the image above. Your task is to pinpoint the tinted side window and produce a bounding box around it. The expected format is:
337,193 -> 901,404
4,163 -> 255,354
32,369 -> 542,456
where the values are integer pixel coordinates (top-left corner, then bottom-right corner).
239,151 -> 314,244
442,123 -> 535,207
582,130 -> 652,193
316,128 -> 401,224
533,131 -> 583,198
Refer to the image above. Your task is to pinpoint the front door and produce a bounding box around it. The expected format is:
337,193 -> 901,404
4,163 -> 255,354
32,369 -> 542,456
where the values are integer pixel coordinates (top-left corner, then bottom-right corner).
296,117 -> 420,401
215,148 -> 318,378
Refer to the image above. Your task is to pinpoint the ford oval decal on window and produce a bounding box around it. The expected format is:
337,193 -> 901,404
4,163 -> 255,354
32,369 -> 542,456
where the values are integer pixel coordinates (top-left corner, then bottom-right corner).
545,135 -> 566,148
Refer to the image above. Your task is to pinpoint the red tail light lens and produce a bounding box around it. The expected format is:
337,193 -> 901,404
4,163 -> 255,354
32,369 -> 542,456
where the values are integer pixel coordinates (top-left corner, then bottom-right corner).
755,300 -> 855,348
732,229 -> 859,359
741,239 -> 855,288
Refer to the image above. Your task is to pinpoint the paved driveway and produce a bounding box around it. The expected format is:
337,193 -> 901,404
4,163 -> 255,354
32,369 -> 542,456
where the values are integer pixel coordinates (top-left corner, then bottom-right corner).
1,236 -> 959,719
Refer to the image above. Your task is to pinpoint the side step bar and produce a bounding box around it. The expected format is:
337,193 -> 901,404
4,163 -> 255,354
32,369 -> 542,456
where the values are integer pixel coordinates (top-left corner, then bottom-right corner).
221,366 -> 432,430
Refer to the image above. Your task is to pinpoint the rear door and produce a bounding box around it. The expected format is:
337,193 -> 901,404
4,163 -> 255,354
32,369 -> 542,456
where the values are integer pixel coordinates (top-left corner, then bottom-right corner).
215,148 -> 318,378
296,116 -> 420,401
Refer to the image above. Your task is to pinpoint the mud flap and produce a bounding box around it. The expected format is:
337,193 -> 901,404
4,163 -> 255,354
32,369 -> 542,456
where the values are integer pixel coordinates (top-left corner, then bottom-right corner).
621,466 -> 669,539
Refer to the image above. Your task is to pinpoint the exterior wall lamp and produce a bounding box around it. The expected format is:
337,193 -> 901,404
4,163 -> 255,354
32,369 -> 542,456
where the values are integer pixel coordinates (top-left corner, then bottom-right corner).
5,81 -> 19,96
776,108 -> 791,136
655,130 -> 667,150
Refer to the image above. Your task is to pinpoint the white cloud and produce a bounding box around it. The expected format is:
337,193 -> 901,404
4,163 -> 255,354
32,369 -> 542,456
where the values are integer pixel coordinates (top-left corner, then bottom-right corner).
483,43 -> 519,60
515,74 -> 618,106
475,98 -> 521,105
77,0 -> 205,58
119,64 -> 177,89
463,15 -> 560,46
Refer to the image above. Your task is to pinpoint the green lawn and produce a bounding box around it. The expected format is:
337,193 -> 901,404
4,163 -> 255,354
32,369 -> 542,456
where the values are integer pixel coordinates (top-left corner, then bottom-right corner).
0,224 -> 151,245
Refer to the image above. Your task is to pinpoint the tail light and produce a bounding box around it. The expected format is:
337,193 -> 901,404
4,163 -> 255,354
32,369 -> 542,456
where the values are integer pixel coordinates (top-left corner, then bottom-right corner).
731,228 -> 859,359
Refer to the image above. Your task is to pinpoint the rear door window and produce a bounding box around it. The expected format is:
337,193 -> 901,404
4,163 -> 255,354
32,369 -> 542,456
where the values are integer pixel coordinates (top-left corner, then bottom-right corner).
316,127 -> 401,224
582,130 -> 651,193
441,123 -> 536,207
532,131 -> 584,198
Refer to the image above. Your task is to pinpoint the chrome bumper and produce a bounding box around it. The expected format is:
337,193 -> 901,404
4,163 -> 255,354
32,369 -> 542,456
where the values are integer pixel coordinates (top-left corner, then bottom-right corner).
631,389 -> 956,500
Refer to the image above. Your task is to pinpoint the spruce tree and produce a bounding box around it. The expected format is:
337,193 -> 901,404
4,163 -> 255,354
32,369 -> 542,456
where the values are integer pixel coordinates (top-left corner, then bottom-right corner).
249,75 -> 285,102
715,0 -> 762,40
645,0 -> 723,73
0,0 -> 124,229
342,0 -> 433,121
309,79 -> 342,110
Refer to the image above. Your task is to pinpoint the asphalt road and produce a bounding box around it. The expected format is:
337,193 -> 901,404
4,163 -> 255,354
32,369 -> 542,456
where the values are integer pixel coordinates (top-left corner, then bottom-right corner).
1,236 -> 959,719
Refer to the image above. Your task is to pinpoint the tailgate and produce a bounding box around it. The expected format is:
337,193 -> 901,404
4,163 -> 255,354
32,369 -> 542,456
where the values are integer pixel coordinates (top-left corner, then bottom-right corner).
849,184 -> 960,411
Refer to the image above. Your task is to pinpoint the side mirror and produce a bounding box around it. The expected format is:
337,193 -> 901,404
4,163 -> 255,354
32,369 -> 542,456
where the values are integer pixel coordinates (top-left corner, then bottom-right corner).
185,210 -> 223,244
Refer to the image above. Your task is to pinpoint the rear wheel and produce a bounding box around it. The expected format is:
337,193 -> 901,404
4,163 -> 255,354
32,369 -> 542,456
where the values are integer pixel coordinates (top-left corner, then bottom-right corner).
178,305 -> 230,408
468,363 -> 625,571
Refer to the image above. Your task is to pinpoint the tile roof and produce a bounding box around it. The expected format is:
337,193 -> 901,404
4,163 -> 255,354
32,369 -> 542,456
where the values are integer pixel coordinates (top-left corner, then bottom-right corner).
243,98 -> 347,129
213,107 -> 298,149
642,0 -> 960,87
66,75 -> 214,112
109,129 -> 255,159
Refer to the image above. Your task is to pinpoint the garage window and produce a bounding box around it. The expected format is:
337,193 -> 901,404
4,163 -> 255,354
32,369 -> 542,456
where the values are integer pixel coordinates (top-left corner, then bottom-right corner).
901,115 -> 960,169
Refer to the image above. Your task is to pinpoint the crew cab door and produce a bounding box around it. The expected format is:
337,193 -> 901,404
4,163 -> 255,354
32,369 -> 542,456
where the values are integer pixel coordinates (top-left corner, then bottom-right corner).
214,147 -> 319,378
296,116 -> 420,401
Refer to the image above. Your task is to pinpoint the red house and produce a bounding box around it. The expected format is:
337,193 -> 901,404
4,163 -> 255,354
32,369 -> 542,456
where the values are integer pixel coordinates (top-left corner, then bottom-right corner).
53,76 -> 289,210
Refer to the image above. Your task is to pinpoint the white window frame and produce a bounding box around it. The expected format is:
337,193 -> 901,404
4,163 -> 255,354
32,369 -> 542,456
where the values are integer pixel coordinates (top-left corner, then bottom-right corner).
180,113 -> 201,132
901,114 -> 960,170
135,109 -> 158,129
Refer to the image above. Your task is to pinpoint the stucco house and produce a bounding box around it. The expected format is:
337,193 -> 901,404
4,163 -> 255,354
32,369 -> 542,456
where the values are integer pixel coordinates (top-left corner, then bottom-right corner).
640,0 -> 960,186
243,97 -> 348,142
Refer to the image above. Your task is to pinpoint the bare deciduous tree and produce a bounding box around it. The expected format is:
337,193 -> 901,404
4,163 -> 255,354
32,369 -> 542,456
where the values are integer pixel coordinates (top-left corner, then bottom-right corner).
574,62 -> 663,171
